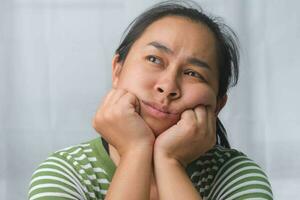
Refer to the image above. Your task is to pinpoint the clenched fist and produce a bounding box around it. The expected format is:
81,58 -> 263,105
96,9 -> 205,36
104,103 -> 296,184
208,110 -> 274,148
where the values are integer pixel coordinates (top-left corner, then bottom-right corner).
154,105 -> 217,168
92,88 -> 155,157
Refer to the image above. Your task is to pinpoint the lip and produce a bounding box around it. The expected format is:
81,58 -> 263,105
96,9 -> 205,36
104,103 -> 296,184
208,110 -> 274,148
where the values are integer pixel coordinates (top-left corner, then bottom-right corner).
141,100 -> 179,119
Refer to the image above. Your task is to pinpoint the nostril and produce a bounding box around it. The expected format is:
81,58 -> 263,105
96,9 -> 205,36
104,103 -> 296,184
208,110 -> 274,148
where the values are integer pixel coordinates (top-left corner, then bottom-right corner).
170,92 -> 177,97
157,88 -> 164,93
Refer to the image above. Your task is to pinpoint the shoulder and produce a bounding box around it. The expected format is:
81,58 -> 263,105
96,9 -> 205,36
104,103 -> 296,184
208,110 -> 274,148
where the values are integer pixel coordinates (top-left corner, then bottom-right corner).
28,138 -> 111,200
188,145 -> 273,200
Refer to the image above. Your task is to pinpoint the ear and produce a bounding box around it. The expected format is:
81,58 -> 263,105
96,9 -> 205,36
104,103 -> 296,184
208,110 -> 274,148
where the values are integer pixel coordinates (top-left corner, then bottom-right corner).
215,94 -> 227,116
112,54 -> 123,88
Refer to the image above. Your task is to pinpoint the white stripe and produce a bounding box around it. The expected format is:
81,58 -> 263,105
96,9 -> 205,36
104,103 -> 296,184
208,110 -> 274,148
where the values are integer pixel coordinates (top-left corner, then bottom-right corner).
212,166 -> 218,170
83,149 -> 93,153
69,148 -> 82,155
191,168 -> 208,179
30,176 -> 76,190
197,184 -> 209,193
82,178 -> 109,185
88,174 -> 97,180
29,183 -> 82,199
213,151 -> 222,158
196,175 -> 213,186
100,190 -> 107,195
97,179 -> 109,184
81,163 -> 92,169
216,173 -> 269,199
225,188 -> 273,200
93,167 -> 107,174
88,157 -> 97,162
219,180 -> 272,199
79,168 -> 107,177
214,146 -> 230,152
191,171 -> 202,179
35,164 -> 87,199
30,192 -> 77,200
73,161 -> 79,166
39,162 -> 85,185
48,157 -> 99,199
84,180 -> 92,185
74,154 -> 87,161
203,160 -> 210,164
209,164 -> 261,199
207,157 -> 250,199
92,186 -> 101,192
49,156 -> 95,197
31,168 -> 78,187
47,158 -> 97,199
80,143 -> 90,147
55,143 -> 90,153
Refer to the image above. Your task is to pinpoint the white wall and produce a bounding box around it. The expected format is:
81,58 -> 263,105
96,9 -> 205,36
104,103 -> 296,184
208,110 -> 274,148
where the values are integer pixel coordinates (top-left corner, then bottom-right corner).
1,0 -> 299,199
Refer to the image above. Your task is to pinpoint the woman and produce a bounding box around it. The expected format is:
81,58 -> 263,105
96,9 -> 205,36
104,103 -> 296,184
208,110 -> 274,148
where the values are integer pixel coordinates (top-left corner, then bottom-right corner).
28,1 -> 273,200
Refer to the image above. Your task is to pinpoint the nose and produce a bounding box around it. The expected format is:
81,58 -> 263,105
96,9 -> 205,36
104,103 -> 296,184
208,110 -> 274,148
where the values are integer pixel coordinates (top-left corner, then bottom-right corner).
155,72 -> 181,100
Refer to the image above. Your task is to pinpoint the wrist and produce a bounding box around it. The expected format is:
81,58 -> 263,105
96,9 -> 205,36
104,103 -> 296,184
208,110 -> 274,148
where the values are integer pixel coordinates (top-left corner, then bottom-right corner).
121,143 -> 153,159
154,151 -> 185,169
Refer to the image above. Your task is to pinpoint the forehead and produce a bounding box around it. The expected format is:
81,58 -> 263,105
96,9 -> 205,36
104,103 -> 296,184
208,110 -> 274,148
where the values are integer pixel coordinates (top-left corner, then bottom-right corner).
132,16 -> 217,63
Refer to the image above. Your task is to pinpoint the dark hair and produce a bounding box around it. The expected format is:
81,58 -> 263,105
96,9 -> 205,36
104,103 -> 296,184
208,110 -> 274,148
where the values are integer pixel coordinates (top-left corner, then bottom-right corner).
114,0 -> 239,148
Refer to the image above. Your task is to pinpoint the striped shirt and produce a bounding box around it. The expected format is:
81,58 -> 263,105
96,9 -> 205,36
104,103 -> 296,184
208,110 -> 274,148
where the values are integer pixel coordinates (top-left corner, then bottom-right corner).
28,137 -> 273,200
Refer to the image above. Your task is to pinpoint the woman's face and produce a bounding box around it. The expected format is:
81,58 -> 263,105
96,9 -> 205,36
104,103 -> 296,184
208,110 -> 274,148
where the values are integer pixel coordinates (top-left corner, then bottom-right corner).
112,16 -> 227,136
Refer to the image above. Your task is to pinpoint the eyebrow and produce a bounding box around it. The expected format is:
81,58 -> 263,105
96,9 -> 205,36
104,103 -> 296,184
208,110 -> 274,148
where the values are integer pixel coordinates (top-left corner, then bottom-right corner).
146,41 -> 211,70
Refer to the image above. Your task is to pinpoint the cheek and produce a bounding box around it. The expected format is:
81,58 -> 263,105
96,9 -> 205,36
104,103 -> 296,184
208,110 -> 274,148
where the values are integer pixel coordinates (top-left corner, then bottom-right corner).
118,66 -> 155,94
182,86 -> 217,109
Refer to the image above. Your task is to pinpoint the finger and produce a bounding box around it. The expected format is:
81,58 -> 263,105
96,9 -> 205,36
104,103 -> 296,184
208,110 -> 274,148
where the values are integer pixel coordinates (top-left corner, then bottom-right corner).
207,106 -> 216,135
110,88 -> 128,105
102,89 -> 115,105
180,109 -> 196,125
194,105 -> 207,127
119,92 -> 141,113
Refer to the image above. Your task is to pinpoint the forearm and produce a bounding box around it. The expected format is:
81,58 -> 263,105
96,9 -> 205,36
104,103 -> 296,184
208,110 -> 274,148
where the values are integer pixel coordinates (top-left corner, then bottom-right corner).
154,154 -> 202,200
105,146 -> 153,200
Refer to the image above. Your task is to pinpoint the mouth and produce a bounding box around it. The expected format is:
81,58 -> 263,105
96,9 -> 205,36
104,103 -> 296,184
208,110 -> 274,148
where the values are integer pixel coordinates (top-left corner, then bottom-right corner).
141,100 -> 179,119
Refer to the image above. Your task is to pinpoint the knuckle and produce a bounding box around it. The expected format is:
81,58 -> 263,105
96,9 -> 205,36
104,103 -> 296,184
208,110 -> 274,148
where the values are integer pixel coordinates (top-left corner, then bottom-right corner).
183,121 -> 197,133
104,111 -> 116,121
124,92 -> 134,100
117,88 -> 128,95
117,88 -> 126,92
92,115 -> 103,131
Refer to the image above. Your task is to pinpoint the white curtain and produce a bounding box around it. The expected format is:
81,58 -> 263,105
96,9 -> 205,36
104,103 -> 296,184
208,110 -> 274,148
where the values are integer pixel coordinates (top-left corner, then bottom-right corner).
1,0 -> 299,199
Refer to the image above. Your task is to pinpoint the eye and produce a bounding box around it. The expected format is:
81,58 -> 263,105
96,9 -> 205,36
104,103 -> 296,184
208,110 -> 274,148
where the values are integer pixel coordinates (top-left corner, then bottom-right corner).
185,70 -> 207,82
146,55 -> 162,65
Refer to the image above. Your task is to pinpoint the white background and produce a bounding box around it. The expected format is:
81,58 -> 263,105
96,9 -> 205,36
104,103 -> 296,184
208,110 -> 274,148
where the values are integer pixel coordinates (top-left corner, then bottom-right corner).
1,0 -> 300,199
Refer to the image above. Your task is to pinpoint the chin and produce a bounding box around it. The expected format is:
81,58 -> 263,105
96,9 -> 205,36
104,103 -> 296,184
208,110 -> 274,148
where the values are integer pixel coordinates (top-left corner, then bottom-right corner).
151,126 -> 167,137
144,117 -> 175,137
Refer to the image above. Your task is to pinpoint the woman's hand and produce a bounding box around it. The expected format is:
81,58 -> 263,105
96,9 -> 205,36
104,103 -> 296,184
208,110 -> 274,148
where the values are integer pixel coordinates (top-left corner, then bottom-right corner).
92,88 -> 155,157
154,105 -> 217,168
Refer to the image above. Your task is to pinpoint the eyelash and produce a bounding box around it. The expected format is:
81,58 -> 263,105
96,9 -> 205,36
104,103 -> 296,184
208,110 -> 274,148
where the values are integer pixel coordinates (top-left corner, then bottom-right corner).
146,55 -> 162,65
184,70 -> 207,82
146,55 -> 207,82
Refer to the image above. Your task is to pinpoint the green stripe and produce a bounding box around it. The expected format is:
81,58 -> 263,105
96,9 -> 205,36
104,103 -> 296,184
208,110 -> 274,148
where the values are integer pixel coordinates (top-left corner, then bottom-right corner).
90,137 -> 116,181
28,138 -> 273,200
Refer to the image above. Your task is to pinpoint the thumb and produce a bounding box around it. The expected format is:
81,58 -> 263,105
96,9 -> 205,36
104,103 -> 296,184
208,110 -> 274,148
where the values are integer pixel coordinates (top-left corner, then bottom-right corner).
134,96 -> 141,114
